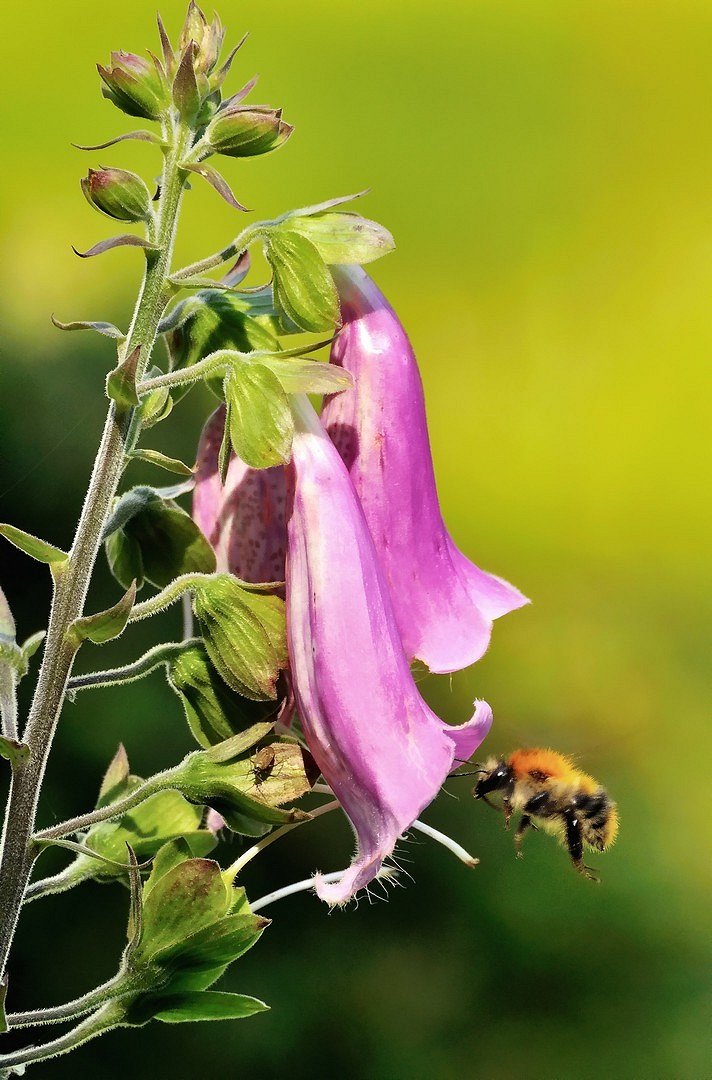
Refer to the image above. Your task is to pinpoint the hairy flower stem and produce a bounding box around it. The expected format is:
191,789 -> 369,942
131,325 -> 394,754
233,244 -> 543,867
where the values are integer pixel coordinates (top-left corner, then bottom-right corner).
6,975 -> 128,1029
0,1002 -> 124,1071
34,768 -> 176,842
67,640 -> 192,694
0,121 -> 192,980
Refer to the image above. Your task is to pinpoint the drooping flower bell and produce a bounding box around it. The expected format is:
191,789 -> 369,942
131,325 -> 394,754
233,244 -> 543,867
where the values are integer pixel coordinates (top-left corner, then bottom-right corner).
286,395 -> 492,903
194,405 -> 287,584
321,265 -> 528,675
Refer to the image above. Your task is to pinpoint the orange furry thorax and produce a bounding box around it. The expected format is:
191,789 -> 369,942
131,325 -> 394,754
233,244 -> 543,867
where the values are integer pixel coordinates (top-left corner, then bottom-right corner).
507,748 -> 598,793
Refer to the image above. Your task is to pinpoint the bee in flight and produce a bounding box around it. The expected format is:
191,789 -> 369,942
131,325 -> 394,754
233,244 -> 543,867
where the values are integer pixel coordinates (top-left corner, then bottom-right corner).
471,749 -> 618,881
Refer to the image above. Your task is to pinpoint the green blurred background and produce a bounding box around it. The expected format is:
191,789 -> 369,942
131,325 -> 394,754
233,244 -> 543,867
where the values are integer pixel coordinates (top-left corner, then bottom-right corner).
0,1 -> 709,1076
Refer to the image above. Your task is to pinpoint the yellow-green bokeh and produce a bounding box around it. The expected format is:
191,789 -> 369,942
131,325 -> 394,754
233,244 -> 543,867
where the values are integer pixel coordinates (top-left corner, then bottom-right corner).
0,2 -> 709,1077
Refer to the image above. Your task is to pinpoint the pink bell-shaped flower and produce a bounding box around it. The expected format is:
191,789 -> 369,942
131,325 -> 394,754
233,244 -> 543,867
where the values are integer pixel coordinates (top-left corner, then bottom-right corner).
193,405 -> 287,584
321,266 -> 528,675
286,396 -> 492,903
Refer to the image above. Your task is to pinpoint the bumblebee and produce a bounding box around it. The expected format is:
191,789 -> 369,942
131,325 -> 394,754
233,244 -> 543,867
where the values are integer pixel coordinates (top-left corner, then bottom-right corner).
473,748 -> 618,881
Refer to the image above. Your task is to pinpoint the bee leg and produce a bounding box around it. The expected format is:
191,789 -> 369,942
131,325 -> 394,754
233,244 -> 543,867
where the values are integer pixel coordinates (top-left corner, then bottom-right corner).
503,799 -> 513,830
514,815 -> 533,858
563,810 -> 600,883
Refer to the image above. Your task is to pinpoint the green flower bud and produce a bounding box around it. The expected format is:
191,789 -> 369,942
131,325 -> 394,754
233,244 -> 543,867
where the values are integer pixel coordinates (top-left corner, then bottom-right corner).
206,107 -> 294,158
179,1 -> 225,76
171,736 -> 317,835
81,168 -> 152,223
167,641 -> 282,749
98,51 -> 170,120
192,575 -> 287,701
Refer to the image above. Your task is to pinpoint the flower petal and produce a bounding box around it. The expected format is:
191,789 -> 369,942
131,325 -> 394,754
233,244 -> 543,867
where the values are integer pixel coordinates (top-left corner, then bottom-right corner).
322,266 -> 529,674
287,397 -> 492,904
193,406 -> 287,583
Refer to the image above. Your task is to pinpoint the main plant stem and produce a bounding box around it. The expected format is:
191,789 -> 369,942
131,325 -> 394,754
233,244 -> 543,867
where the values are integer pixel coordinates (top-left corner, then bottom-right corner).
0,122 -> 191,979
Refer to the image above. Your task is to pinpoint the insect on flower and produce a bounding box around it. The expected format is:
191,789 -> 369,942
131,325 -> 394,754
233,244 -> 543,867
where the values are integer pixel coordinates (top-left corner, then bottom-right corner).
469,748 -> 619,881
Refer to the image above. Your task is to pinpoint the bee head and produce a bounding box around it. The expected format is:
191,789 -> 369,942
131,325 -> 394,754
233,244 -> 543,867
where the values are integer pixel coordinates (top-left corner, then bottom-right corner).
474,759 -> 513,799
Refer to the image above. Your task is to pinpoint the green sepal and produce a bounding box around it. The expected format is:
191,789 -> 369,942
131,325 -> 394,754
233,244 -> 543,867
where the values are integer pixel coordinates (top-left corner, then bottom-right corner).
167,642 -> 280,748
107,345 -> 141,409
136,366 -> 174,427
128,449 -> 195,477
105,487 -> 215,591
0,735 -> 30,767
51,314 -> 125,341
192,575 -> 287,701
20,631 -> 46,668
261,355 -> 352,396
164,289 -> 282,393
0,586 -> 14,643
0,524 -> 68,576
225,363 -> 294,469
131,858 -> 231,966
68,581 -> 136,647
97,743 -> 131,807
218,398 -> 232,481
180,163 -> 249,212
173,43 -> 201,123
124,990 -> 268,1026
266,230 -> 340,333
279,211 -> 395,266
203,722 -> 276,763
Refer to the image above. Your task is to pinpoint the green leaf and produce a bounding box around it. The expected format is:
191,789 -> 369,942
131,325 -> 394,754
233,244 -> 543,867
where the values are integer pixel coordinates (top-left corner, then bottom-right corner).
0,524 -> 67,573
175,740 -> 316,835
276,190 -> 369,222
225,363 -> 294,469
107,345 -> 141,409
128,449 -> 195,477
166,291 -> 281,393
261,355 -> 352,396
280,211 -> 395,265
69,581 -> 136,646
266,231 -> 340,333
181,163 -> 249,212
106,529 -> 145,591
164,912 -> 267,973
